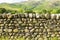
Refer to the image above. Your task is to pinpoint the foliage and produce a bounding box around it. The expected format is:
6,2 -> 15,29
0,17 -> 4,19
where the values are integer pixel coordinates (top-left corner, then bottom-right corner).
0,8 -> 6,13
0,8 -> 18,14
0,0 -> 60,14
24,10 -> 35,13
50,9 -> 57,14
57,9 -> 60,13
50,37 -> 58,40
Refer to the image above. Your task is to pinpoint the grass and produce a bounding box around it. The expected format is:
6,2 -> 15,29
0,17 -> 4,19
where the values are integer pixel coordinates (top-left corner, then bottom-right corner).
0,36 -> 25,40
0,36 -> 59,40
49,37 -> 58,40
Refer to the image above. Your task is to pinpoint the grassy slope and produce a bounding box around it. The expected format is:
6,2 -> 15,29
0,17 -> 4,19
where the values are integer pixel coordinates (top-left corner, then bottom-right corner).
0,0 -> 60,13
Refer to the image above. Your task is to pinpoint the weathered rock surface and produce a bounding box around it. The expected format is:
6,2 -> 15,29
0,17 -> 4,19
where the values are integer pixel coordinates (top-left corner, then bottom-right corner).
0,13 -> 60,40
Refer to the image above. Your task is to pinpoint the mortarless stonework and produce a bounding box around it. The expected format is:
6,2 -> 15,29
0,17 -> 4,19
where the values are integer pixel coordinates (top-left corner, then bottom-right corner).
0,13 -> 60,40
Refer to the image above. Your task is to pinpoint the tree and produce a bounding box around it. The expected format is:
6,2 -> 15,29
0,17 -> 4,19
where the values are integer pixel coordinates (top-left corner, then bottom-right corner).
25,10 -> 35,13
0,8 -> 6,13
57,9 -> 60,13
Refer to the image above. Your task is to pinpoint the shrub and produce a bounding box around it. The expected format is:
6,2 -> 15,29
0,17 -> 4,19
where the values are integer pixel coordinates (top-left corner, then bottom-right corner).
0,8 -> 6,13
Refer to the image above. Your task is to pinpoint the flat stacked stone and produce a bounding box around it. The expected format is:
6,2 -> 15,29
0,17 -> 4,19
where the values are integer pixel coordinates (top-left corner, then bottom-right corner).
0,13 -> 60,40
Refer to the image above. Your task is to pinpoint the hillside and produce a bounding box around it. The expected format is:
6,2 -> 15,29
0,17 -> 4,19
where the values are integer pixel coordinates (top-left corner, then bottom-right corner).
0,0 -> 60,13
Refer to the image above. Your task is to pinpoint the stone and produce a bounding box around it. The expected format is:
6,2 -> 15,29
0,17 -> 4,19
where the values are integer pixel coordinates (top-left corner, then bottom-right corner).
11,36 -> 14,39
0,24 -> 4,26
56,34 -> 60,37
33,19 -> 37,23
4,29 -> 8,32
28,27 -> 32,30
13,29 -> 18,33
0,14 -> 60,40
21,23 -> 26,26
29,24 -> 32,26
43,36 -> 48,40
14,21 -> 17,24
36,13 -> 40,18
56,14 -> 60,19
26,37 -> 29,40
25,29 -> 29,33
6,14 -> 12,19
45,13 -> 51,19
38,38 -> 44,40
15,24 -> 19,27
8,29 -> 12,32
43,29 -> 46,32
18,21 -> 22,24
47,29 -> 50,32
51,14 -> 57,19
9,24 -> 11,26
30,28 -> 35,32
35,29 -> 39,32
21,14 -> 25,18
40,14 -> 45,19
31,38 -> 35,40
59,32 -> 60,34
35,37 -> 38,40
29,13 -> 32,18
32,13 -> 36,18
58,37 -> 60,40
0,29 -> 2,33
51,34 -> 55,37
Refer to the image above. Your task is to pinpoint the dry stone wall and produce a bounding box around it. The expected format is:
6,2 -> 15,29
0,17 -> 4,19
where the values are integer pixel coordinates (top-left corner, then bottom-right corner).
0,13 -> 60,40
